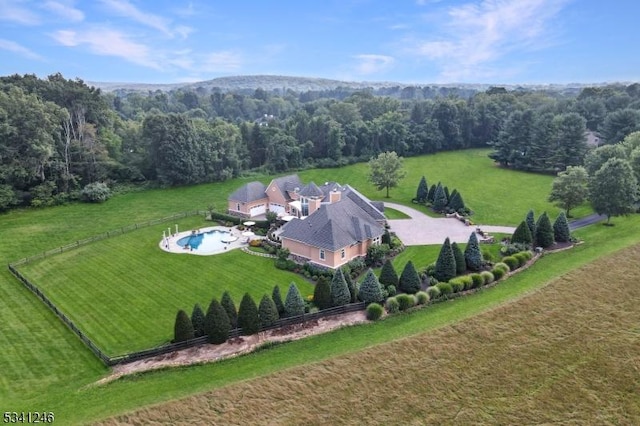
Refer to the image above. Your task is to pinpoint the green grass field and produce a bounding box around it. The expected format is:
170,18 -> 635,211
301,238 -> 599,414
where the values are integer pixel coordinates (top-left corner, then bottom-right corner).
2,148 -> 626,424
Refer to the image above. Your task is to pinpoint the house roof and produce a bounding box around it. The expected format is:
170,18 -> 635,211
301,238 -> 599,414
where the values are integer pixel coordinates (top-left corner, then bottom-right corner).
228,181 -> 268,203
271,174 -> 303,199
341,185 -> 386,222
298,181 -> 324,198
280,195 -> 385,251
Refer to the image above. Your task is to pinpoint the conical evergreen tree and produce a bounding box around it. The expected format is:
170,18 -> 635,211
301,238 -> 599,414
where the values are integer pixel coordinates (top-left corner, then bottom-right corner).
204,298 -> 230,344
444,186 -> 450,203
511,220 -> 533,245
344,269 -> 358,303
379,259 -> 399,289
221,291 -> 238,329
535,212 -> 555,248
464,232 -> 483,271
284,282 -> 305,317
330,268 -> 351,307
399,261 -> 421,294
173,309 -> 194,343
451,242 -> 466,275
272,285 -> 285,316
313,275 -> 332,310
258,294 -> 279,328
427,184 -> 437,202
526,210 -> 536,240
433,182 -> 448,212
416,176 -> 429,202
448,191 -> 465,212
553,211 -> 571,243
191,303 -> 206,337
434,237 -> 456,282
238,293 -> 260,335
358,269 -> 385,304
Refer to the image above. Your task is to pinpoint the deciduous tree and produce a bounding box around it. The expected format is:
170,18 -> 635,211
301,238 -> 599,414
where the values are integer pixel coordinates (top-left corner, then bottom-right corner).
589,158 -> 638,224
368,151 -> 407,198
548,166 -> 589,217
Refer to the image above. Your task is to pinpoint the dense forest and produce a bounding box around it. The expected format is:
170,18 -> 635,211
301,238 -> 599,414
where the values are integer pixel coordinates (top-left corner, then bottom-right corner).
1,73 -> 640,211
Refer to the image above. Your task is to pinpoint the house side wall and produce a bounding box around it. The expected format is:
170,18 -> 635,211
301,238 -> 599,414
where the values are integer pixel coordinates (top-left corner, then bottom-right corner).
282,238 -> 373,269
265,181 -> 289,212
227,197 -> 268,217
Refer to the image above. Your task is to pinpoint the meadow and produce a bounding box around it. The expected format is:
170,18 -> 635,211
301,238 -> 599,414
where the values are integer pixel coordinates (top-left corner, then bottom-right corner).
3,148 -> 636,424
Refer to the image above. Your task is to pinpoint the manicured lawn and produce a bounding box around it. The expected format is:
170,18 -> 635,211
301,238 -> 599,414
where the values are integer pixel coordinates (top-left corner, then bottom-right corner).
382,207 -> 411,219
17,216 -> 312,355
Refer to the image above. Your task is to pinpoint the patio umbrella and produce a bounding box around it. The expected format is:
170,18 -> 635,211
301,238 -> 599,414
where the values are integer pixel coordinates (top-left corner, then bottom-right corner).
241,231 -> 255,237
281,215 -> 296,222
221,235 -> 237,243
243,221 -> 255,226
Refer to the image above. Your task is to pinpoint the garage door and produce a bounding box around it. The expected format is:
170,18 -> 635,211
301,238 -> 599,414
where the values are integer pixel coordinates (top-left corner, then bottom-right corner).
269,204 -> 286,215
249,204 -> 266,216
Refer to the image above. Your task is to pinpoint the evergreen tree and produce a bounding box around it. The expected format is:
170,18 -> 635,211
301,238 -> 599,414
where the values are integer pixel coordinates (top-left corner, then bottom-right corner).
427,184 -> 437,202
258,294 -> 279,328
220,291 -> 238,329
204,298 -> 230,344
553,211 -> 571,243
379,259 -> 399,289
447,191 -> 465,212
190,303 -> 206,337
237,293 -> 260,335
284,282 -> 305,317
330,268 -> 351,307
358,269 -> 385,304
381,229 -> 391,245
272,285 -> 285,316
511,220 -> 533,245
433,182 -> 448,212
399,261 -> 421,294
535,212 -> 555,248
173,309 -> 194,343
525,210 -> 536,240
464,232 -> 483,271
313,275 -> 332,310
434,237 -> 456,282
416,175 -> 429,202
451,242 -> 466,275
444,186 -> 450,203
344,269 -> 358,303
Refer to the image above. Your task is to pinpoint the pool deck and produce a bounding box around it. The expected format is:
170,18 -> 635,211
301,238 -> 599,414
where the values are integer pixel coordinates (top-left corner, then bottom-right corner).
159,226 -> 257,256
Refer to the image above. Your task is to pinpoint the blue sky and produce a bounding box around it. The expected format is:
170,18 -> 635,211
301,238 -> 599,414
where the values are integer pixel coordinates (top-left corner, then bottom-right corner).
0,0 -> 638,84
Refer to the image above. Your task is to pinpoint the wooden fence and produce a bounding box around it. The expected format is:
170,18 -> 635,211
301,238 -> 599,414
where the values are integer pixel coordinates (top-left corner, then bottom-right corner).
6,213 -> 366,366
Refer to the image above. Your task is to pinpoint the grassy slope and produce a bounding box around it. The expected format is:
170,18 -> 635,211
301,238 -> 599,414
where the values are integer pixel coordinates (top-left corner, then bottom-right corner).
0,149 -> 607,423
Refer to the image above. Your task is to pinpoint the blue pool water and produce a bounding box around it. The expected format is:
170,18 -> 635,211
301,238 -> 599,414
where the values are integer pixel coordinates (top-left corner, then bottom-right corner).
176,230 -> 233,254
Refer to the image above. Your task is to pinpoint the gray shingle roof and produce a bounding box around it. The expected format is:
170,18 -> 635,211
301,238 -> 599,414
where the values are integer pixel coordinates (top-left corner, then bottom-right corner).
271,174 -> 302,199
342,185 -> 386,222
280,195 -> 385,251
298,181 -> 325,198
228,181 -> 267,203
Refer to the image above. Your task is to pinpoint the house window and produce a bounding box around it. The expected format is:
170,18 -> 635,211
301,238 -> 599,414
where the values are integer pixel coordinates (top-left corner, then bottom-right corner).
373,236 -> 381,245
236,203 -> 240,211
341,248 -> 346,259
301,197 -> 309,216
319,249 -> 325,260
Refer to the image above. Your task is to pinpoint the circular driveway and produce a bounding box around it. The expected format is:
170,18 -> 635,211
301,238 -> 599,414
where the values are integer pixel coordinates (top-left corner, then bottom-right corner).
384,202 -> 515,246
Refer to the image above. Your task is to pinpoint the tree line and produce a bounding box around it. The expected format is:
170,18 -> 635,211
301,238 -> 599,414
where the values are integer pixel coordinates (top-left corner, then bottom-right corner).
2,73 -> 640,211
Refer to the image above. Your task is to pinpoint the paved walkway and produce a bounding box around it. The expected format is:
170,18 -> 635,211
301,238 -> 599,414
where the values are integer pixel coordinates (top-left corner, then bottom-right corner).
384,202 -> 516,246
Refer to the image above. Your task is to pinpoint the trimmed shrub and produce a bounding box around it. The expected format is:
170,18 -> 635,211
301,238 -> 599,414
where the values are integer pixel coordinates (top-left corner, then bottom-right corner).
385,297 -> 400,314
416,291 -> 430,305
436,282 -> 453,297
553,211 -> 571,243
491,267 -> 506,280
434,237 -> 456,282
313,276 -> 332,310
503,256 -> 520,271
451,242 -> 466,275
366,303 -> 384,321
173,309 -> 194,343
238,293 -> 260,335
386,285 -> 397,297
258,294 -> 279,328
511,220 -> 533,245
191,303 -> 206,338
459,275 -> 474,290
399,261 -> 421,294
464,232 -> 483,271
204,299 -> 230,344
494,262 -> 510,273
449,278 -> 465,293
284,283 -> 305,317
396,293 -> 416,311
221,291 -> 238,329
358,269 -> 385,304
514,252 -> 529,267
379,259 -> 399,289
500,242 -> 531,256
426,285 -> 441,300
470,273 -> 485,289
480,270 -> 495,285
272,285 -> 285,316
330,268 -> 351,307
535,212 -> 555,248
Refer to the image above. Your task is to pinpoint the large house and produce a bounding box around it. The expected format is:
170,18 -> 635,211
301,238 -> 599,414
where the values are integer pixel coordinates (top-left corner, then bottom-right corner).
228,174 -> 386,268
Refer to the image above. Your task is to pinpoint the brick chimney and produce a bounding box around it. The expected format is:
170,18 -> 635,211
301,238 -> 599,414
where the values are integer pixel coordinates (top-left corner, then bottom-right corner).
329,189 -> 341,204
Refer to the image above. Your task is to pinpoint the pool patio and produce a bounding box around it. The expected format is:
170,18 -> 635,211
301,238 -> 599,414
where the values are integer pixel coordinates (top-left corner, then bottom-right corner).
159,225 -> 254,256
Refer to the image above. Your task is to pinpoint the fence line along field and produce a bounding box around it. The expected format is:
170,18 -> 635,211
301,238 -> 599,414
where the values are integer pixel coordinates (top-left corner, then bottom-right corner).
98,242 -> 640,425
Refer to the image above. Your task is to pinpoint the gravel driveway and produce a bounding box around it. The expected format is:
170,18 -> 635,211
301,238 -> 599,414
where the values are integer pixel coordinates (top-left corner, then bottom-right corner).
384,202 -> 515,246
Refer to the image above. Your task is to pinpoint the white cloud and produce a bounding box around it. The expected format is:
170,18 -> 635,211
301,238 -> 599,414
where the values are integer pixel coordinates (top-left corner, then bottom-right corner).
51,27 -> 161,69
353,54 -> 395,75
0,38 -> 43,60
99,0 -> 174,36
407,0 -> 570,81
0,0 -> 40,25
41,0 -> 84,22
201,50 -> 243,72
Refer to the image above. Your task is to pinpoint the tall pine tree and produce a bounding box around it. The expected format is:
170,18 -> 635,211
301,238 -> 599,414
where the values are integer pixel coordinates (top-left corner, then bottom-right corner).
526,210 -> 536,240
204,298 -> 230,344
379,259 -> 399,289
258,294 -> 279,328
511,221 -> 533,245
464,232 -> 483,271
535,212 -> 555,248
191,303 -> 206,338
433,182 -> 448,212
313,275 -> 332,310
416,176 -> 429,202
434,237 -> 456,282
284,283 -> 305,317
399,261 -> 421,294
221,291 -> 238,329
553,211 -> 571,243
173,309 -> 194,343
358,269 -> 385,304
238,293 -> 260,335
272,285 -> 285,316
330,268 -> 351,307
451,242 -> 466,275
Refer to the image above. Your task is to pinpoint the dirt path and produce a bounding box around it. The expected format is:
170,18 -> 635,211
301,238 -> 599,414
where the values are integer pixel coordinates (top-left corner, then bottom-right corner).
97,311 -> 369,385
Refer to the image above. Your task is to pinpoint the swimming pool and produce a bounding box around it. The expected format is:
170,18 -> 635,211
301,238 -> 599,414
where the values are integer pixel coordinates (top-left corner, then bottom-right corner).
176,230 -> 236,254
